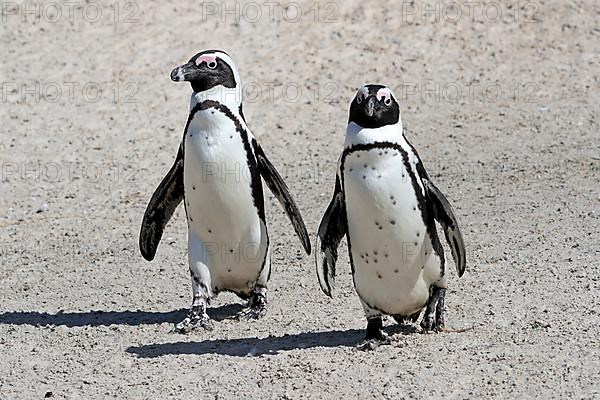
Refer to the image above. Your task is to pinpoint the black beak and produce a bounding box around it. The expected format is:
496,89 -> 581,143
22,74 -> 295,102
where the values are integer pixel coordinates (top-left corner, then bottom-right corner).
170,61 -> 199,82
364,96 -> 377,117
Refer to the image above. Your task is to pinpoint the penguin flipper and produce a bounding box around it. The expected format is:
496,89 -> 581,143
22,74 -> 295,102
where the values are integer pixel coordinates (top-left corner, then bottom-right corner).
251,139 -> 311,255
315,176 -> 347,297
422,179 -> 466,277
139,143 -> 185,261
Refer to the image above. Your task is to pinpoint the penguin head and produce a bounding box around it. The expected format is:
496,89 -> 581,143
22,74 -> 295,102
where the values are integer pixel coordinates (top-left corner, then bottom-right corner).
170,50 -> 239,93
348,85 -> 400,129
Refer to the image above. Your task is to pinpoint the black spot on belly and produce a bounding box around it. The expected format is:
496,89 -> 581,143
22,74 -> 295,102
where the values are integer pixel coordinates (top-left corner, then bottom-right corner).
390,220 -> 396,225
362,175 -> 366,179
373,250 -> 378,255
374,259 -> 378,263
394,269 -> 399,273
377,273 -> 382,279
208,229 -> 212,233
384,253 -> 388,258
193,186 -> 196,190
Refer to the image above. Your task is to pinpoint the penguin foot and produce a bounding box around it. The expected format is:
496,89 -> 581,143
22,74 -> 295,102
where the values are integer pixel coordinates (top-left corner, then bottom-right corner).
420,286 -> 446,332
174,306 -> 214,333
357,335 -> 391,351
358,317 -> 391,351
236,292 -> 267,321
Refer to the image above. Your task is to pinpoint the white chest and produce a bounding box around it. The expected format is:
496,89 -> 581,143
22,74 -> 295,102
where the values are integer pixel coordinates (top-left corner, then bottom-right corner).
343,147 -> 425,254
183,108 -> 260,241
342,146 -> 436,315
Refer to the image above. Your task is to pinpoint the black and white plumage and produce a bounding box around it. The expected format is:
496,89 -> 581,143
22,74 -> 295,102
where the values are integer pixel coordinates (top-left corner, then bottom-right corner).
316,84 -> 466,348
140,50 -> 311,332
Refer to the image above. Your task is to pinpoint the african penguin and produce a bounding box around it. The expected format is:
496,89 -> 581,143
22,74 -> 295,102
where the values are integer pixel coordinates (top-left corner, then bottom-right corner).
139,50 -> 311,332
316,84 -> 466,349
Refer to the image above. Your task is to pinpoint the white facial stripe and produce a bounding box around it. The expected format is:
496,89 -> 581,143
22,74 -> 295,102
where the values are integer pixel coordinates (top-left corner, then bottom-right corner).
189,50 -> 243,109
212,52 -> 240,86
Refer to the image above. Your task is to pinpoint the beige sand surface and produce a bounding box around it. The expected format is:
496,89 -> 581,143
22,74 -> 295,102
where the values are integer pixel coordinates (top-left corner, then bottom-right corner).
1,1 -> 598,398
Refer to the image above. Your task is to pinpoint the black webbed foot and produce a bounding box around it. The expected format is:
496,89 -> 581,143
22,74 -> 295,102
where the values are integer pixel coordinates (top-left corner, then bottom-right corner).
236,291 -> 267,320
174,305 -> 214,333
420,286 -> 446,332
358,316 -> 391,351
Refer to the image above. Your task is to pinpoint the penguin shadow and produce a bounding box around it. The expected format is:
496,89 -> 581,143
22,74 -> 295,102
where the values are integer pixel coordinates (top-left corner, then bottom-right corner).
126,323 -> 419,357
0,304 -> 243,327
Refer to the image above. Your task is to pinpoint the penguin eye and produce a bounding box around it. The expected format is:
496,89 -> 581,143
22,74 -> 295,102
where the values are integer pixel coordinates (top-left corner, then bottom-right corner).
384,98 -> 392,106
356,95 -> 363,104
207,60 -> 217,70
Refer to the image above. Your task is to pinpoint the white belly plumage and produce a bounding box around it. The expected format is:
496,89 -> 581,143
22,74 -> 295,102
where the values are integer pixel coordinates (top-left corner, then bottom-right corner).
184,109 -> 267,293
343,147 -> 442,316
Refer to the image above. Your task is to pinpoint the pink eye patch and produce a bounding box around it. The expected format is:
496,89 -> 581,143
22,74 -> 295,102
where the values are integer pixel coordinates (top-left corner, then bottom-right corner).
357,86 -> 370,102
196,54 -> 217,66
376,88 -> 392,103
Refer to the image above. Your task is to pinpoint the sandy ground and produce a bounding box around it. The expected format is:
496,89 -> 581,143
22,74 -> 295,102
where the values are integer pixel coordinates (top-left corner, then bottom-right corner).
1,0 -> 599,398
